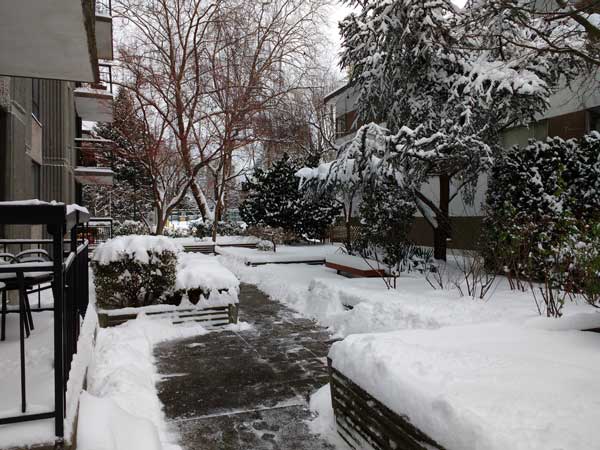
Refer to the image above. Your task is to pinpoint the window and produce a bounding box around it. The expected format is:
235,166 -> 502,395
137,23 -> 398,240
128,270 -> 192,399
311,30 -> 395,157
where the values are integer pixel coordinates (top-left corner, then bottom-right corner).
31,79 -> 40,120
32,162 -> 40,199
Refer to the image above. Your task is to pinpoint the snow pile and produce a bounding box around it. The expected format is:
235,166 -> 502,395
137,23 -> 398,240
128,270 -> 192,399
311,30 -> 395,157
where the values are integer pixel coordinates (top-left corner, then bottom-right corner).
219,258 -> 600,338
329,323 -> 600,450
79,315 -> 209,450
92,235 -> 183,265
65,304 -> 98,441
308,385 -> 351,450
216,244 -> 341,265
175,252 -> 239,295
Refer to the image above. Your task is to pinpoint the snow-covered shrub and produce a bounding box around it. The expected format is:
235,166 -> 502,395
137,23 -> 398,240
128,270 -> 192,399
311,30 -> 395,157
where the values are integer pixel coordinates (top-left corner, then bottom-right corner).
245,226 -> 295,252
192,219 -> 246,238
256,240 -> 275,252
241,154 -> 341,240
484,133 -> 600,313
92,236 -> 182,309
163,226 -> 190,238
113,220 -> 149,236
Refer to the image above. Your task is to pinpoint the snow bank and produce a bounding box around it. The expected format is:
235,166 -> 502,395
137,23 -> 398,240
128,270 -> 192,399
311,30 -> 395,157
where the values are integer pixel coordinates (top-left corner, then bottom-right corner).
80,315 -> 209,450
308,385 -> 352,450
65,304 -> 98,442
216,244 -> 342,265
175,252 -> 239,294
219,256 -> 600,338
329,323 -> 600,450
92,235 -> 183,265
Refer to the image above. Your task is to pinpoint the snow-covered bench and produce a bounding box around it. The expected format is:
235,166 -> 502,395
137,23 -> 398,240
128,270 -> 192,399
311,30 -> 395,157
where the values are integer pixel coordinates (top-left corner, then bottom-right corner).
325,254 -> 389,278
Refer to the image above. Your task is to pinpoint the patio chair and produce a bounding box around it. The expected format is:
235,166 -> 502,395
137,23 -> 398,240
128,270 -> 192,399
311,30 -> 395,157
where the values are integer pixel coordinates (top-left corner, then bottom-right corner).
0,250 -> 54,341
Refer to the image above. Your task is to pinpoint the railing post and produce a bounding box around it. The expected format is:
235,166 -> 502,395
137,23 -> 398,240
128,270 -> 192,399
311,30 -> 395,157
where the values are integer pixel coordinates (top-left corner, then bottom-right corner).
49,223 -> 65,441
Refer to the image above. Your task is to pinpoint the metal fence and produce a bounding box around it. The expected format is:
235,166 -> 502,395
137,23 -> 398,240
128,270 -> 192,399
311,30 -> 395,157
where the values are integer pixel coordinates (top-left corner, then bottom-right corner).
83,217 -> 113,249
0,203 -> 90,447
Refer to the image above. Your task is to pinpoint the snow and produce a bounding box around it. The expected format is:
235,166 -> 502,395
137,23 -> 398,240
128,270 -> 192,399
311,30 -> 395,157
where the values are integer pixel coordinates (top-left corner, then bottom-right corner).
175,252 -> 240,294
219,253 -> 600,338
328,323 -> 600,450
216,244 -> 342,265
172,235 -> 259,245
308,385 -> 352,450
0,290 -> 56,448
92,235 -> 183,265
80,314 -> 209,450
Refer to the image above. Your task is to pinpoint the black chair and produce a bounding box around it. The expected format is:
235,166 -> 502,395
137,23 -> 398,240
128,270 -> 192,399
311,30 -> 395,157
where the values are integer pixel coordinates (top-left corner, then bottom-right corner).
0,251 -> 54,341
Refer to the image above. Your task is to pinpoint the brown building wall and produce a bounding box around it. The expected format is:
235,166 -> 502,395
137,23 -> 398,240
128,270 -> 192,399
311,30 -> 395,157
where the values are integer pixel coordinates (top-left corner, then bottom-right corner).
409,216 -> 483,251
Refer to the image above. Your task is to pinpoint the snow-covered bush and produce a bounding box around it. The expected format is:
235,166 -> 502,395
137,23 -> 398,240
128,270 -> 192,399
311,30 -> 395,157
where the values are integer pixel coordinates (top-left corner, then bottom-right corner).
245,226 -> 295,252
114,220 -> 149,236
163,226 -> 190,238
484,133 -> 600,313
92,236 -> 182,309
241,154 -> 341,241
192,219 -> 246,238
256,240 -> 275,252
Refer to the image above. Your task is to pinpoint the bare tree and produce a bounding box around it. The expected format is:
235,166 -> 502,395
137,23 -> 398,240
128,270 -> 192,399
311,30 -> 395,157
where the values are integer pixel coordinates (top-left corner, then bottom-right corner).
198,0 -> 330,239
115,0 -> 222,220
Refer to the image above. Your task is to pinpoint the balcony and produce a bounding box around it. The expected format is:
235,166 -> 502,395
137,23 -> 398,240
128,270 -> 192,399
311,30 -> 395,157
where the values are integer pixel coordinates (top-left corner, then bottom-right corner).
96,0 -> 113,60
0,0 -> 98,82
74,137 -> 114,185
74,83 -> 113,123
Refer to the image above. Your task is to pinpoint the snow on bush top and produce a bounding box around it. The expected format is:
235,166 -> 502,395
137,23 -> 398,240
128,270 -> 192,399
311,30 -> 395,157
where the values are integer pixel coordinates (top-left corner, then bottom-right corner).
92,235 -> 183,265
175,253 -> 239,292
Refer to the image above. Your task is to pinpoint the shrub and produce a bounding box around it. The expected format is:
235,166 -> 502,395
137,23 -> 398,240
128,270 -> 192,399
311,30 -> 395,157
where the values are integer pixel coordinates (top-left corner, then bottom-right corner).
256,240 -> 275,251
192,219 -> 246,238
484,133 -> 600,314
240,154 -> 341,240
114,220 -> 149,236
245,225 -> 295,252
92,236 -> 181,309
163,226 -> 190,238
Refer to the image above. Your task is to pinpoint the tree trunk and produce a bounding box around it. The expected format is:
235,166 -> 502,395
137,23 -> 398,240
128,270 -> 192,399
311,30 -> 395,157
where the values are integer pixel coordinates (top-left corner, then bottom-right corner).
433,174 -> 451,261
189,180 -> 212,221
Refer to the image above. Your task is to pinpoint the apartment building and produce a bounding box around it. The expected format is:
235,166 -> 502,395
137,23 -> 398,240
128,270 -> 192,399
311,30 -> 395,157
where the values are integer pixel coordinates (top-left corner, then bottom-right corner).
324,76 -> 600,250
0,0 -> 114,238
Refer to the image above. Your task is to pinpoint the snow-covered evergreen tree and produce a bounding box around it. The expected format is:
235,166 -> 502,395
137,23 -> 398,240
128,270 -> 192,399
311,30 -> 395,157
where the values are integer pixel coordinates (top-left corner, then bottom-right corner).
314,0 -> 559,259
240,154 -> 341,240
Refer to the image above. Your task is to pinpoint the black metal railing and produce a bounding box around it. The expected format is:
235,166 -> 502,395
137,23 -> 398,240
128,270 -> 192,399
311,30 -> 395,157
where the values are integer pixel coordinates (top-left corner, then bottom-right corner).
75,137 -> 114,168
0,203 -> 90,446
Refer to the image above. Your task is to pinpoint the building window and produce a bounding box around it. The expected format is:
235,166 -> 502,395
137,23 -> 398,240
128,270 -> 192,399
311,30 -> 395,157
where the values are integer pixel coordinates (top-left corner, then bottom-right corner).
32,161 -> 40,199
31,79 -> 40,120
589,108 -> 600,132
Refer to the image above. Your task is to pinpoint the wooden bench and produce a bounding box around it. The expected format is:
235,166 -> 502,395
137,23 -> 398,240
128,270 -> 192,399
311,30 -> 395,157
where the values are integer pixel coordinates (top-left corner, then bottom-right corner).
328,358 -> 445,450
325,261 -> 387,278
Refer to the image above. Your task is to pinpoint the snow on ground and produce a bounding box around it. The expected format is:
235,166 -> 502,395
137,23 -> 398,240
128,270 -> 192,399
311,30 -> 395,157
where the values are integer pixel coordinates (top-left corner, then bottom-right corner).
308,385 -> 352,450
173,235 -> 259,246
328,322 -> 600,450
216,244 -> 343,265
0,287 -> 58,448
176,252 -> 239,294
218,255 -> 599,338
79,313 -> 252,450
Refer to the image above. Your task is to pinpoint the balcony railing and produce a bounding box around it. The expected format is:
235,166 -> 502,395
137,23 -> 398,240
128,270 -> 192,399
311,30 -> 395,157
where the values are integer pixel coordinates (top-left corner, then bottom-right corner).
96,0 -> 112,16
75,137 -> 114,168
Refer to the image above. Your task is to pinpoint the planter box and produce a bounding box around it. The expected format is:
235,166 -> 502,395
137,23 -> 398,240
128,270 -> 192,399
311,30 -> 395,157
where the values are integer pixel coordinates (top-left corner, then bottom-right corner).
98,303 -> 238,328
325,254 -> 389,278
328,358 -> 444,450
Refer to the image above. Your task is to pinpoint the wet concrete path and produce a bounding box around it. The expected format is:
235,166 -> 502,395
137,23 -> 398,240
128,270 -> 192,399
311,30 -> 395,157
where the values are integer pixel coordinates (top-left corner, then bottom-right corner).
155,283 -> 336,449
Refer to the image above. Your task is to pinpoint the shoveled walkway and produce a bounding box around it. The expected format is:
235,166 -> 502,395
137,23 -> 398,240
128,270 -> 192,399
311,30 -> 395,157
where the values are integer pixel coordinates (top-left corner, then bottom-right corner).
155,283 -> 337,450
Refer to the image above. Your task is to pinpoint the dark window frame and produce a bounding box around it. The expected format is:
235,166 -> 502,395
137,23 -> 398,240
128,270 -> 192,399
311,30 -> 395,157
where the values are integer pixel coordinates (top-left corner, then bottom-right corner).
31,78 -> 40,121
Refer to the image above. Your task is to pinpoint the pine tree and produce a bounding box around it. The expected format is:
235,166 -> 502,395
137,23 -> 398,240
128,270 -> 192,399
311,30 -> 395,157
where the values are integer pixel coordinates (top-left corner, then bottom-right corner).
83,88 -> 154,224
240,154 -> 341,240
